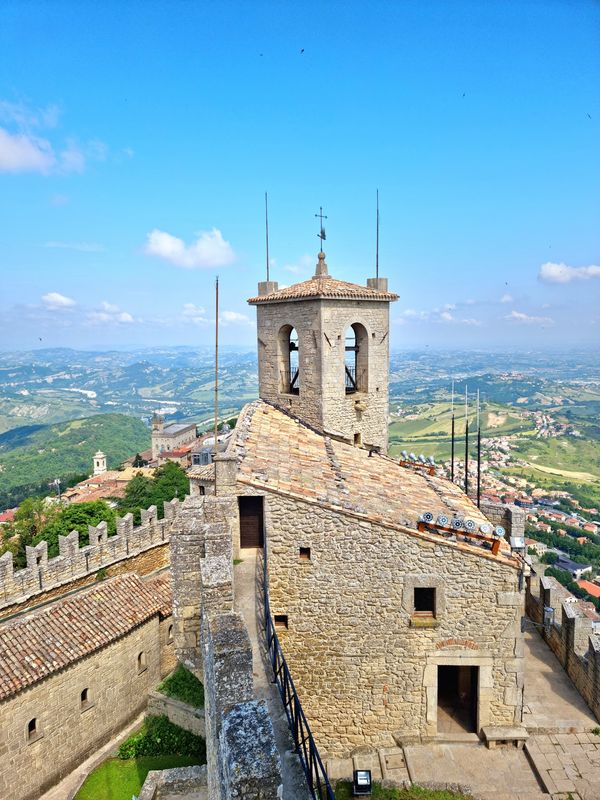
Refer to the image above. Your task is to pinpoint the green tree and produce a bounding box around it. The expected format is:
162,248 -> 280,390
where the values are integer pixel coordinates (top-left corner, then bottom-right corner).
7,497 -> 60,568
541,551 -> 558,565
34,501 -> 116,558
117,462 -> 189,524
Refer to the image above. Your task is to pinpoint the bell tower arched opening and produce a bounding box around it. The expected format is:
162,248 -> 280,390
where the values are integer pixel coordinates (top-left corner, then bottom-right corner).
278,325 -> 300,395
344,323 -> 368,394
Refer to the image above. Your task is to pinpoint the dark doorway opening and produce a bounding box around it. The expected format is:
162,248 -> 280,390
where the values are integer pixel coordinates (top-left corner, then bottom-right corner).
437,665 -> 478,734
238,496 -> 264,548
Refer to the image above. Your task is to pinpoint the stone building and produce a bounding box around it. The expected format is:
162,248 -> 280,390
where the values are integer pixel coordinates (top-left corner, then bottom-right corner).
190,251 -> 525,757
0,573 -> 175,800
152,413 -> 197,460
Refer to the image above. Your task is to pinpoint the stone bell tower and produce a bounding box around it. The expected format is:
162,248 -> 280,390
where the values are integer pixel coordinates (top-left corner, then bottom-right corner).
248,251 -> 398,452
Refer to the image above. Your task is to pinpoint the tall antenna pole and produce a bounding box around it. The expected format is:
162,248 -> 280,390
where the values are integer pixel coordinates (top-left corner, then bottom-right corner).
476,389 -> 481,508
265,191 -> 270,282
214,276 -> 219,457
450,378 -> 455,483
376,189 -> 380,279
464,385 -> 469,496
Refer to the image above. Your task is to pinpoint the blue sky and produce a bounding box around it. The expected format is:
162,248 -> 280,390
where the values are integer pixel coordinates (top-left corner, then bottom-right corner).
1,0 -> 598,351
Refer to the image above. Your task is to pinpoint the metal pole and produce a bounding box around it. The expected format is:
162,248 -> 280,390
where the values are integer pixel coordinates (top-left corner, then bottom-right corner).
450,379 -> 455,482
265,192 -> 270,282
464,385 -> 469,496
376,189 -> 379,279
476,389 -> 481,508
214,276 -> 219,457
477,424 -> 481,508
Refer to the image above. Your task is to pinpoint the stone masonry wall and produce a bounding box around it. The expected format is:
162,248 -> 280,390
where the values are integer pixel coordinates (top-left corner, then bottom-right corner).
0,498 -> 182,619
480,501 -> 526,539
263,490 -> 524,757
0,617 -> 161,800
255,295 -> 391,452
147,690 -> 205,736
526,574 -> 600,722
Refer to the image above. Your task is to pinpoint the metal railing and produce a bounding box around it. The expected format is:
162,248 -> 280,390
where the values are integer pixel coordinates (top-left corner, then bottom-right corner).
261,541 -> 335,800
280,367 -> 300,394
344,365 -> 366,394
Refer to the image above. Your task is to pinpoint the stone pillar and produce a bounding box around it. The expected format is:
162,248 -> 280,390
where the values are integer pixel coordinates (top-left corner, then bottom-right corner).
171,498 -> 205,675
258,280 -> 279,296
367,277 -> 389,292
213,453 -> 238,497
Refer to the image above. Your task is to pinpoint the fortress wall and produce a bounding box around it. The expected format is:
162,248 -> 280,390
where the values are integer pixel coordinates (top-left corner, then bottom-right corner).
262,490 -> 524,757
480,501 -> 526,538
168,495 -> 282,800
526,574 -> 600,722
0,498 -> 182,619
0,617 -> 161,800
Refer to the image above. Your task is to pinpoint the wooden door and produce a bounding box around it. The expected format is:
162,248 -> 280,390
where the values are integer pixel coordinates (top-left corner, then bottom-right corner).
238,496 -> 264,548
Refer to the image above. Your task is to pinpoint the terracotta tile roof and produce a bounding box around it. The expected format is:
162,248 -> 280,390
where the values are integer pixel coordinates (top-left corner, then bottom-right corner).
577,579 -> 600,599
188,464 -> 215,480
232,401 -> 513,562
0,574 -> 162,701
248,274 -> 399,304
146,572 -> 173,618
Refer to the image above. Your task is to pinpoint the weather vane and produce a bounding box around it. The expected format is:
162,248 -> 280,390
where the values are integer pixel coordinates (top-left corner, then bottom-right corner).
315,206 -> 327,250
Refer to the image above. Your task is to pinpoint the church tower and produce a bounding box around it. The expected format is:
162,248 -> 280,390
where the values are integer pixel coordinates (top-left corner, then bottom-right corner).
248,251 -> 398,452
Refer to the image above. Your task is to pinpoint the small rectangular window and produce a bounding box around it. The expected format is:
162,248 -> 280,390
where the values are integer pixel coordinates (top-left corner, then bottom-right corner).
299,547 -> 311,561
414,587 -> 436,616
354,432 -> 362,446
274,614 -> 288,630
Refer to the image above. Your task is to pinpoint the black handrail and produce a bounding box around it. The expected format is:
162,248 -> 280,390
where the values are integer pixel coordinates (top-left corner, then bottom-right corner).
261,539 -> 335,800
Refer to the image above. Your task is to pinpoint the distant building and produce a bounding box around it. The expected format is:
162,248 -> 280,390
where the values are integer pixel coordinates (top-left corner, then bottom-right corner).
525,538 -> 547,556
93,450 -> 107,476
577,579 -> 600,600
555,555 -> 592,580
151,413 -> 197,460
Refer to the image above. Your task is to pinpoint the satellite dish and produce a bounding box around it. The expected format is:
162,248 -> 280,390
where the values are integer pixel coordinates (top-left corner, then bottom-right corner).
495,525 -> 506,537
464,518 -> 476,532
421,511 -> 434,523
479,522 -> 492,535
437,514 -> 449,527
451,517 -> 464,529
418,454 -> 426,463
401,450 -> 408,460
409,452 -> 417,461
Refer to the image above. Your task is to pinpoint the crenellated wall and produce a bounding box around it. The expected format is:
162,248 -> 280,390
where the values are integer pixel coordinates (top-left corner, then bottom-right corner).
526,573 -> 600,722
0,498 -> 183,618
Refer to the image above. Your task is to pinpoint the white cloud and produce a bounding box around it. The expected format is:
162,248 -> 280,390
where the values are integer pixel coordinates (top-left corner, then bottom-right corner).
0,128 -> 55,173
283,254 -> 312,275
539,261 -> 600,284
221,310 -> 253,326
399,307 -> 481,326
44,241 -> 104,252
87,301 -> 135,325
59,139 -> 86,173
500,293 -> 513,303
182,303 -> 208,325
41,292 -> 76,310
0,100 -> 60,130
144,228 -> 235,269
440,311 -> 454,322
505,310 -> 554,325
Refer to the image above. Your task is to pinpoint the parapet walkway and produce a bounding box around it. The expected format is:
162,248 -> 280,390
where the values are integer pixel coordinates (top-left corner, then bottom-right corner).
233,549 -> 311,800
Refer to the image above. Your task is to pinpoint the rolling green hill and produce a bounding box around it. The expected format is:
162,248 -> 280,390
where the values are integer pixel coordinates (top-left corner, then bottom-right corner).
0,414 -> 150,508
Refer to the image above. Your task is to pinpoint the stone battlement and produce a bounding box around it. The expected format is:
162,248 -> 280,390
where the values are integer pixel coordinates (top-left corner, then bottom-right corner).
0,498 -> 184,614
526,573 -> 600,722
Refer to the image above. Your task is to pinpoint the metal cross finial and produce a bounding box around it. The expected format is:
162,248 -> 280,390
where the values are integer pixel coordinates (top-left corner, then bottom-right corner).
315,206 -> 327,249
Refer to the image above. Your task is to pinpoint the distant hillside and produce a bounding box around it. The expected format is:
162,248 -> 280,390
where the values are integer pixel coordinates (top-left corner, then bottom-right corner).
0,413 -> 150,508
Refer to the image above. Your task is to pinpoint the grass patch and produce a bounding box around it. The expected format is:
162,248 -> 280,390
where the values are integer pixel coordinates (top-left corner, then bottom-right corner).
334,783 -> 472,800
234,558 -> 244,565
118,715 -> 205,760
74,754 -> 197,800
158,664 -> 204,707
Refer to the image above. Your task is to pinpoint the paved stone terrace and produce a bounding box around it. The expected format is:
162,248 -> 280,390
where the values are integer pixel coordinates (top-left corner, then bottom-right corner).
522,630 -> 598,733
